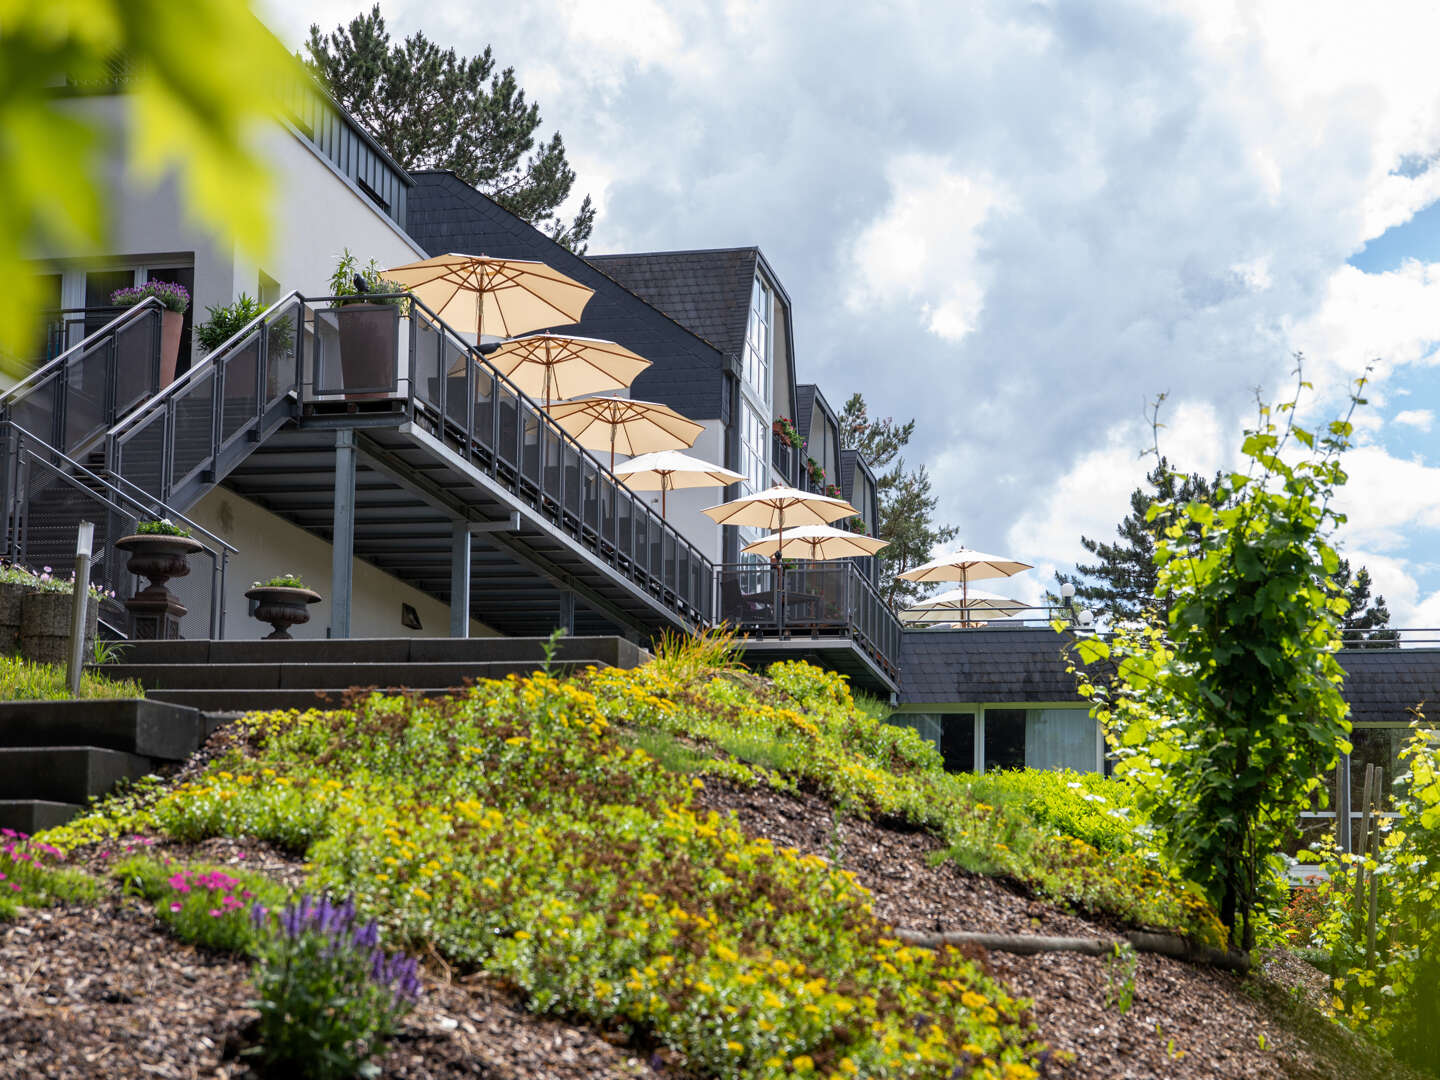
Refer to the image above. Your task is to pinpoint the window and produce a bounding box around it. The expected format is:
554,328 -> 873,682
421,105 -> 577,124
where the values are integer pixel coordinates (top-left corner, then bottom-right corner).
743,274 -> 771,401
739,401 -> 768,494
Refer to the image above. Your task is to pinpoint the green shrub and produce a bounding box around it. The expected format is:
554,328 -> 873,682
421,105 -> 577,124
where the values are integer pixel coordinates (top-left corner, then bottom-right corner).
195,292 -> 263,353
136,517 -> 193,538
958,770 -> 1148,856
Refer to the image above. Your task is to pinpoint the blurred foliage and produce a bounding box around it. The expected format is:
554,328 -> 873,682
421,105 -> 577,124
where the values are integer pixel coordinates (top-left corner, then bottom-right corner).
0,0 -> 300,369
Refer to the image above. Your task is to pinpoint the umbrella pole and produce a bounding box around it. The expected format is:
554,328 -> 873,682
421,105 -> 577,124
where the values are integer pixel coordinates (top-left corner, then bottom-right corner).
777,508 -> 786,635
609,425 -> 616,472
661,474 -> 669,519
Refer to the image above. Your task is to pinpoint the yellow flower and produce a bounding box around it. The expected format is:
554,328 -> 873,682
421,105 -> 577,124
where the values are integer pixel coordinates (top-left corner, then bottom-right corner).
514,930 -> 531,941
792,1055 -> 815,1072
726,1041 -> 743,1053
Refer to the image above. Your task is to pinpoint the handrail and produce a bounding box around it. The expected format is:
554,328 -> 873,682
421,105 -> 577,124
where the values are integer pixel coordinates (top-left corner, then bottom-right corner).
0,296 -> 165,406
0,421 -> 235,554
107,289 -> 305,440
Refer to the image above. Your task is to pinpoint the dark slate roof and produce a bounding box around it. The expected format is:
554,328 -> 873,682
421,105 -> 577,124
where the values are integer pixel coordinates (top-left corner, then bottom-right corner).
898,628 -> 1090,703
839,449 -> 858,503
404,172 -> 726,419
899,630 -> 1440,725
1338,649 -> 1440,725
587,248 -> 757,367
795,384 -> 817,442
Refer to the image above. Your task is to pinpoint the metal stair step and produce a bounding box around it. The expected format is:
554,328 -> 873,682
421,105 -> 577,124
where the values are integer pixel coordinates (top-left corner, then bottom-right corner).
0,800 -> 85,834
0,699 -> 204,760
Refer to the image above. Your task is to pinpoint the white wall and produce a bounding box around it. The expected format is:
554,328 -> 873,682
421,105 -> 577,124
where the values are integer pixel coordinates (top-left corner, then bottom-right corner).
186,487 -> 496,640
615,420 -> 728,564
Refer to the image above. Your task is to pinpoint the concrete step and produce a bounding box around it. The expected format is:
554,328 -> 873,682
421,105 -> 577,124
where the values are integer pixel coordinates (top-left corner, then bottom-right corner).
144,687 -> 477,712
107,635 -> 648,669
99,660 -> 593,691
0,699 -> 205,760
0,799 -> 85,834
0,746 -> 153,803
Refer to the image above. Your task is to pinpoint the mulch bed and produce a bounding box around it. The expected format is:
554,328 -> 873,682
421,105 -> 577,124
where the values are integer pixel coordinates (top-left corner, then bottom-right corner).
693,776 -> 1422,1080
0,774 -> 1421,1078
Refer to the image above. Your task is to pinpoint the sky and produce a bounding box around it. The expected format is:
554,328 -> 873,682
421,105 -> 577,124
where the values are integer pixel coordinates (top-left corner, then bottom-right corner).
264,0 -> 1440,625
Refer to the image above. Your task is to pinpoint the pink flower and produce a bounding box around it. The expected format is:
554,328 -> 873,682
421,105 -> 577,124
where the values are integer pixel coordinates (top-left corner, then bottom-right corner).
208,909 -> 222,918
0,872 -> 7,881
167,873 -> 191,893
8,884 -> 18,892
170,902 -> 182,912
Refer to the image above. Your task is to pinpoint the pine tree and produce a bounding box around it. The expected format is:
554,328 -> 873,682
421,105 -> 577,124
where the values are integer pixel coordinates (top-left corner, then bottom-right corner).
1056,458 -> 1217,620
1334,558 -> 1398,647
837,394 -> 957,609
306,5 -> 595,251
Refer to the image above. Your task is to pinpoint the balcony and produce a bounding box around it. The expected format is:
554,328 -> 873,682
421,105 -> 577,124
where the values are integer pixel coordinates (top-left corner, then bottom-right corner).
716,560 -> 901,693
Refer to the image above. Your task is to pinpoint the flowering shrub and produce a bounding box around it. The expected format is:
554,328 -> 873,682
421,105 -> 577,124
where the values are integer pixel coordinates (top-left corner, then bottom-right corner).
249,894 -> 421,1080
123,674 -> 1046,1078
136,518 -> 192,538
590,660 -> 1222,944
771,417 -> 804,450
110,280 -> 190,313
0,828 -> 98,915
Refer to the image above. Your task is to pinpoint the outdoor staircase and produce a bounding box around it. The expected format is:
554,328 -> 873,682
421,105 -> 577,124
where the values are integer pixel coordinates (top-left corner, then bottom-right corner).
99,635 -> 648,712
0,699 -> 212,833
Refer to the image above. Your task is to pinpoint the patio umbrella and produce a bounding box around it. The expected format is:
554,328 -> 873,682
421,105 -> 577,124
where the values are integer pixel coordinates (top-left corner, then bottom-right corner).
383,253 -> 594,340
741,523 -> 889,561
544,396 -> 705,469
895,547 -> 1033,614
901,587 -> 1027,625
611,450 -> 745,519
486,333 -> 651,408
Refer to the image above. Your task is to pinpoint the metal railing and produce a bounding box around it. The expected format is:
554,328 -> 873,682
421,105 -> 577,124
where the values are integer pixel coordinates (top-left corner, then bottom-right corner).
40,306 -> 129,362
717,560 -> 902,677
1,298 -> 169,462
107,293 -> 303,505
0,421 -> 234,639
771,435 -> 797,486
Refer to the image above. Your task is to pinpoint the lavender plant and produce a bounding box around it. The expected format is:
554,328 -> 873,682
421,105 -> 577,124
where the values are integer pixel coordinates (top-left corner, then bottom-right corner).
249,894 -> 421,1079
110,280 -> 190,313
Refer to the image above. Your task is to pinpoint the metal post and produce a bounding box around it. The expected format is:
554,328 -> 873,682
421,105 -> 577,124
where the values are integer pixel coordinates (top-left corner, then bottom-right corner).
449,522 -> 471,639
973,710 -> 986,774
1336,755 -> 1353,854
331,429 -> 356,639
67,521 -> 94,697
558,590 -> 576,635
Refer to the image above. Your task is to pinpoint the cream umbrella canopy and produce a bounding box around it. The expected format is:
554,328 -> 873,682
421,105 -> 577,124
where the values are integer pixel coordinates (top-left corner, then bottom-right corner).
382,253 -> 595,340
487,333 -> 651,408
901,587 -> 1027,626
896,547 -> 1034,614
741,524 -> 889,561
611,450 -> 745,519
544,397 -> 705,469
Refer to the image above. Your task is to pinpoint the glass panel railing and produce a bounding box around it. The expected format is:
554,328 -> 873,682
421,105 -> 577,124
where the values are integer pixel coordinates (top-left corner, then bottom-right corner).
412,311 -> 445,416
520,406 -> 542,490
615,488 -> 634,564
312,305 -> 399,397
170,368 -> 216,486
634,512 -> 649,577
495,384 -> 520,472
581,460 -> 598,536
220,332 -> 261,445
265,301 -> 301,405
563,443 -> 581,522
542,427 -> 563,510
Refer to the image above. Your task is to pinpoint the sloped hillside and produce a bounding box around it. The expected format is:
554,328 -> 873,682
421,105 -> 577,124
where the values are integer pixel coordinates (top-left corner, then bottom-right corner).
0,652 -> 1417,1079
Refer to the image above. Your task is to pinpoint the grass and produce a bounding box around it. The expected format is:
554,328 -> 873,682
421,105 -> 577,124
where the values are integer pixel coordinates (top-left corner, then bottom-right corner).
0,654 -> 144,700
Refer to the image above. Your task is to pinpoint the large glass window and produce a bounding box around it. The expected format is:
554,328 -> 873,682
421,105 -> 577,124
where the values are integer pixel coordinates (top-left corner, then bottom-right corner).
739,401 -> 768,494
743,274 -> 772,401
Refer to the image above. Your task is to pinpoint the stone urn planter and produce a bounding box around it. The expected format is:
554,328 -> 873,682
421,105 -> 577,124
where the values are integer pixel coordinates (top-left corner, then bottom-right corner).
0,581 -> 30,656
19,590 -> 97,665
115,533 -> 205,639
335,304 -> 398,397
245,585 -> 321,640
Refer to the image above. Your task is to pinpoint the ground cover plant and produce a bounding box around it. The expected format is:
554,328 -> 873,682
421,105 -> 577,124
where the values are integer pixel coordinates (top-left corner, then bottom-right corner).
590,656 -> 1221,945
0,828 -> 99,918
956,769 -> 1148,858
51,673 -> 1048,1079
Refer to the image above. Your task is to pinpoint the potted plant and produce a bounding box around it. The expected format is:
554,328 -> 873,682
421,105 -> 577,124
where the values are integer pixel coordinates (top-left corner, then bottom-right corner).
114,519 -> 205,639
326,250 -> 408,397
111,280 -> 191,387
245,573 -> 321,640
195,293 -> 263,354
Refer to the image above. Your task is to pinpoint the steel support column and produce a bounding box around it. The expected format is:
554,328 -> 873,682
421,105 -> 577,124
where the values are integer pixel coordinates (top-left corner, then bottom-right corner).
558,590 -> 576,635
331,429 -> 356,638
450,522 -> 471,638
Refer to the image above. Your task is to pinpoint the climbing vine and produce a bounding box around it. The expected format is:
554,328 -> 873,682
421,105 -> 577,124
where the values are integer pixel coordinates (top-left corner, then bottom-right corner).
1066,363 -> 1361,952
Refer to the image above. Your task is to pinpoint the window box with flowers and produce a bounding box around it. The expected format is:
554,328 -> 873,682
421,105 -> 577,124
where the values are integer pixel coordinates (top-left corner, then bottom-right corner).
110,281 -> 190,388
771,417 -> 803,450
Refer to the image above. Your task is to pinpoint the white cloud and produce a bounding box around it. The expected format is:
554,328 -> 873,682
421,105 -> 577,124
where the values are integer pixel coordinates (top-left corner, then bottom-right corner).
1394,409 -> 1434,431
845,157 -> 1009,343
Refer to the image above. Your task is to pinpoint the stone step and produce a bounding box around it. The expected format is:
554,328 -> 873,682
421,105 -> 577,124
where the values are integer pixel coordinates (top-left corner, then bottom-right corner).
99,660 -> 593,691
0,746 -> 153,803
0,799 -> 85,835
106,635 -> 647,668
0,699 -> 205,759
144,687 -> 476,712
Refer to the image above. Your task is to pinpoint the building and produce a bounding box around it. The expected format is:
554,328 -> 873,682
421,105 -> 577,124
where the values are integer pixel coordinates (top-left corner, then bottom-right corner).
11,59 -> 1440,791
